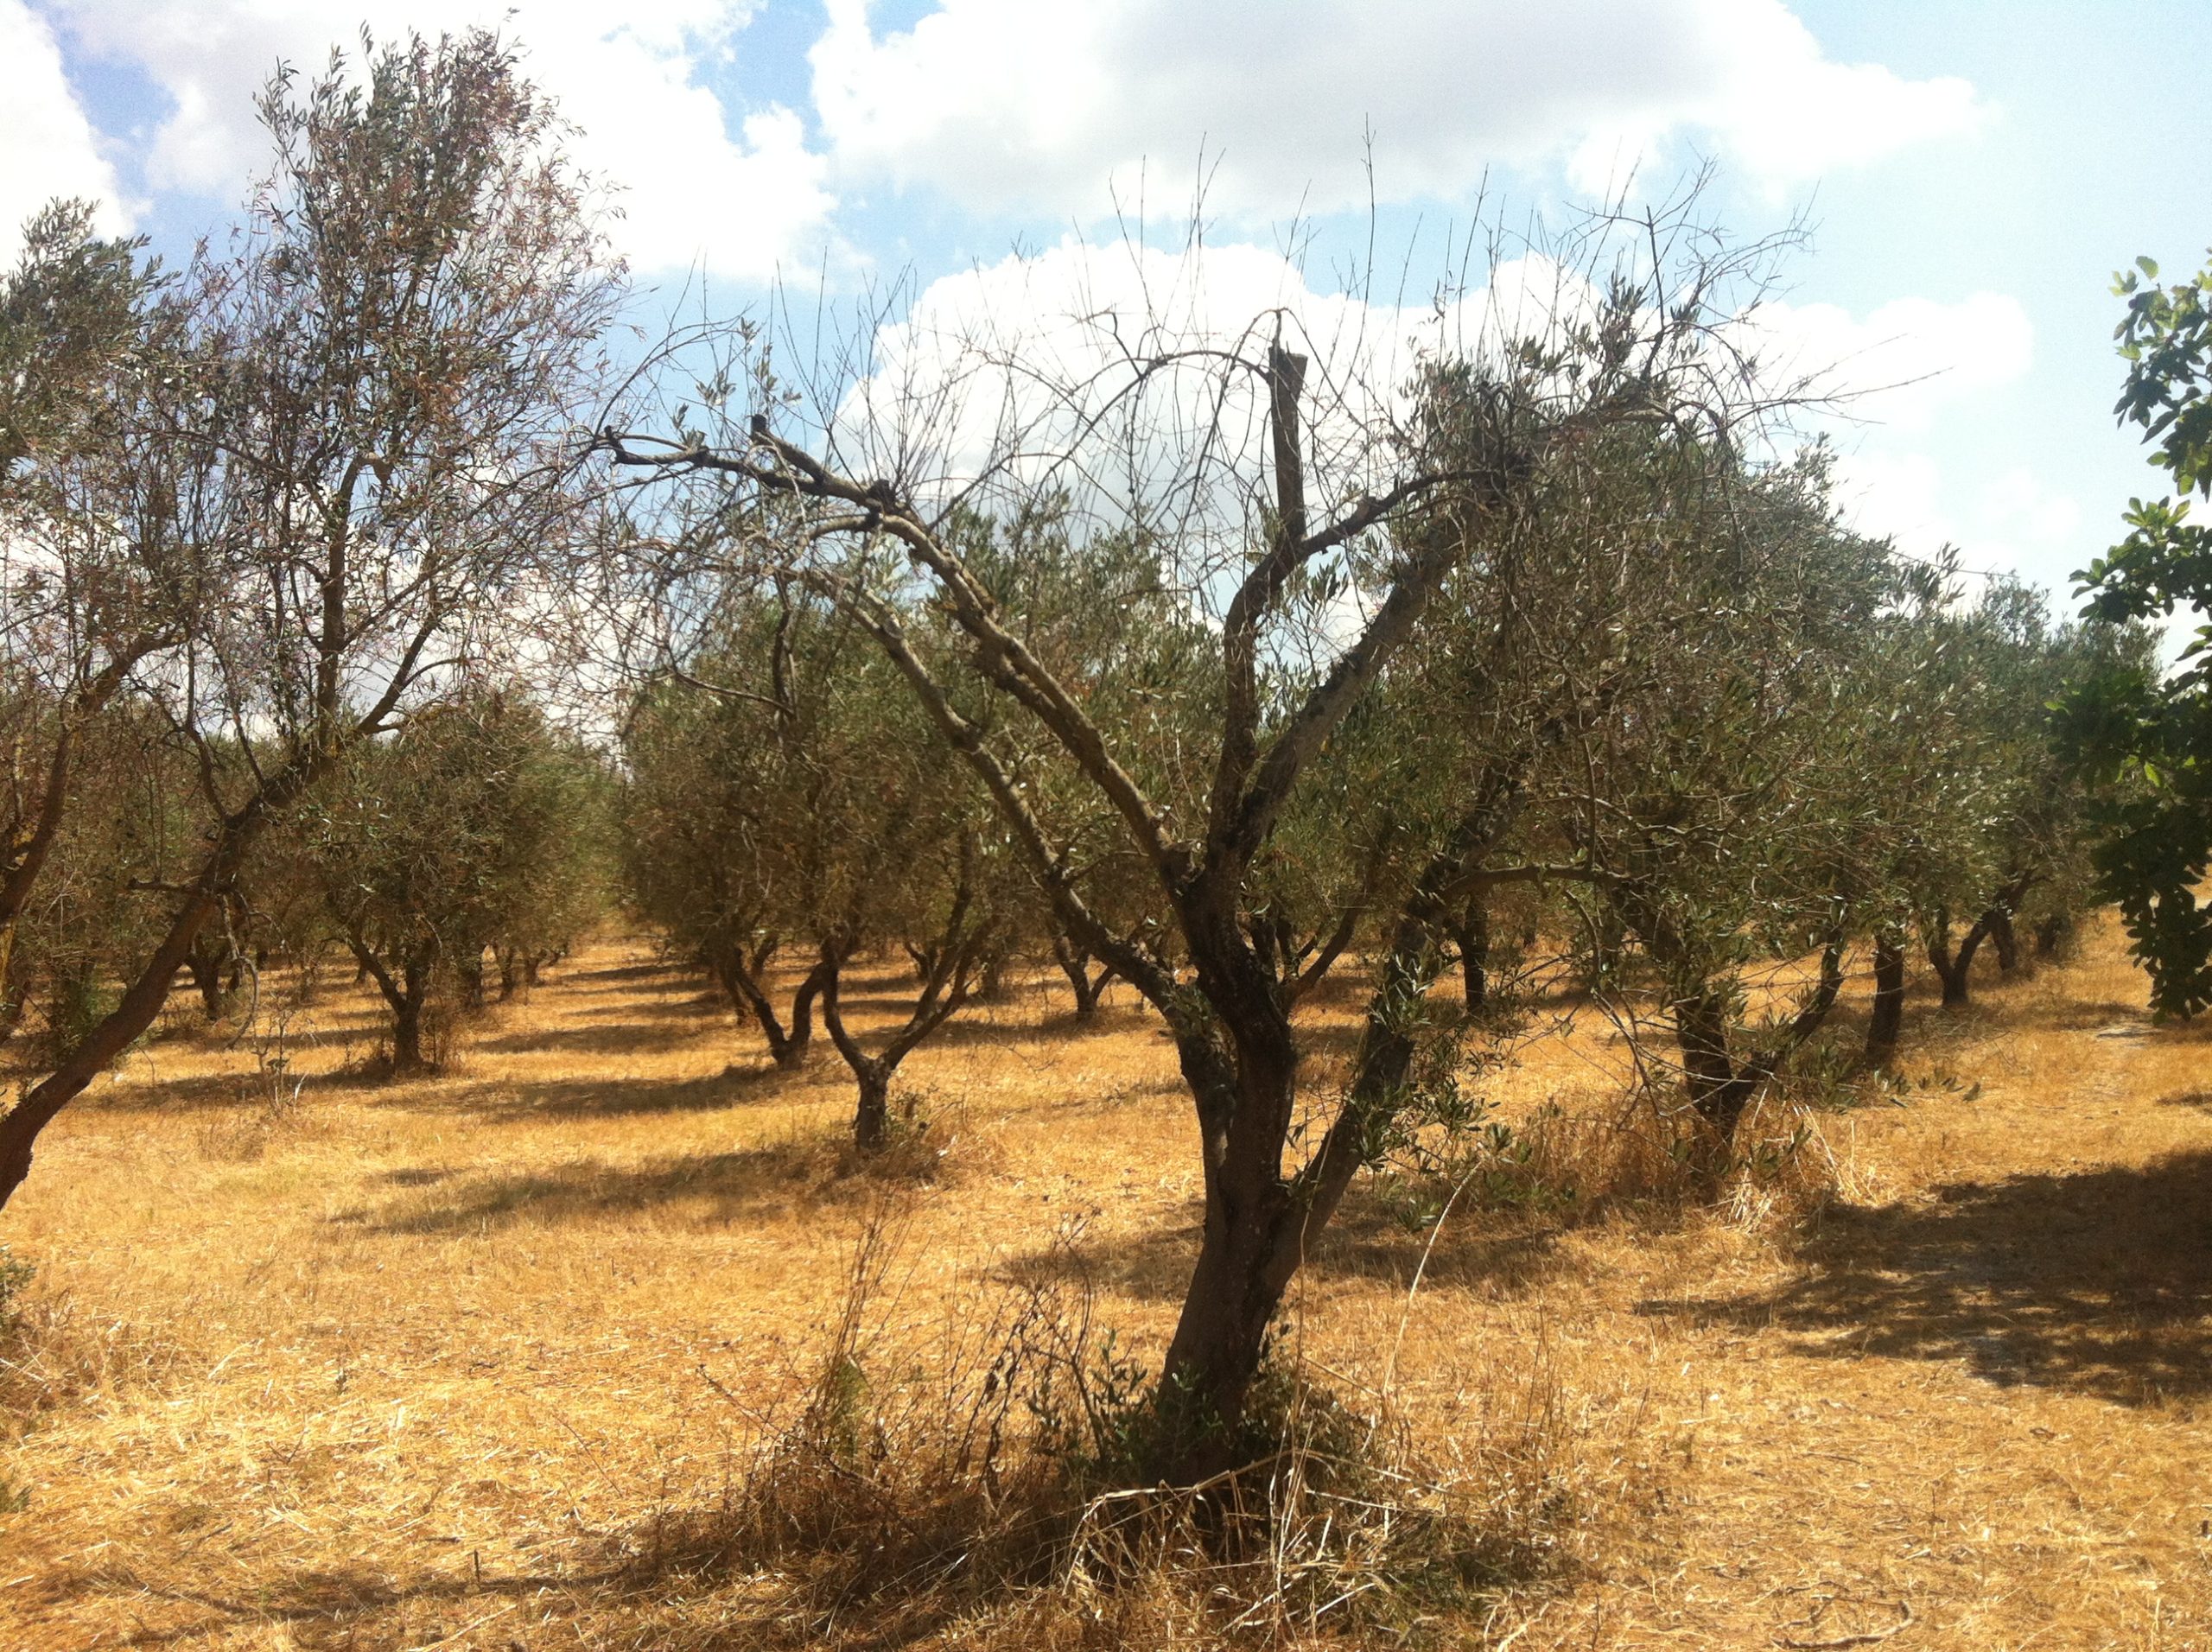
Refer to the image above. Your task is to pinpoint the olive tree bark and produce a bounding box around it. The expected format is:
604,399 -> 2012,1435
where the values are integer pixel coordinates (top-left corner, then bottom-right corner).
1924,908 -> 1992,1007
184,933 -> 236,1023
1864,929 -> 1907,1067
1049,927 -> 1117,1016
2034,913 -> 2069,958
347,936 -> 438,1074
1982,868 -> 2036,976
710,938 -> 832,1069
1987,909 -> 2021,973
1446,899 -> 1492,1010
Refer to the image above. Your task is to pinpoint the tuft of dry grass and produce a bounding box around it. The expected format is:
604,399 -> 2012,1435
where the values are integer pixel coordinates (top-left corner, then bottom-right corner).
610,1196 -> 1618,1651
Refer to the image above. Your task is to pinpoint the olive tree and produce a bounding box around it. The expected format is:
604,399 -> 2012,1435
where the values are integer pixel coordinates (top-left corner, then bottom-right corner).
1516,442 -> 1894,1173
295,689 -> 590,1071
0,205 -> 188,1046
620,579 -> 855,1068
0,31 -> 623,1206
624,569 -> 1015,1145
1905,581 -> 2122,1007
605,206 -> 1808,1473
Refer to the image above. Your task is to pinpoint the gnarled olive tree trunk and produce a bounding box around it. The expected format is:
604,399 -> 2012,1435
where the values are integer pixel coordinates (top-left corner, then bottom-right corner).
347,936 -> 439,1074
710,937 -> 832,1069
1049,927 -> 1117,1017
1923,908 -> 1988,1007
1864,929 -> 1908,1067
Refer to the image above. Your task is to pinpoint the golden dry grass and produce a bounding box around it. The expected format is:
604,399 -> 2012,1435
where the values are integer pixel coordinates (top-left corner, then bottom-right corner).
0,917 -> 2207,1649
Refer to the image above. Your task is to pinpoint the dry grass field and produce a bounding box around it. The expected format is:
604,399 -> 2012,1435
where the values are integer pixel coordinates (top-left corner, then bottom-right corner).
0,916 -> 2207,1649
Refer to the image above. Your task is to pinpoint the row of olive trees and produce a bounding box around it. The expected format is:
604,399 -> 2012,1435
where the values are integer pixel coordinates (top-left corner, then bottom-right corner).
285,689 -> 611,1070
599,214 -> 2134,1471
0,21 -> 2140,1494
613,426 -> 2126,1170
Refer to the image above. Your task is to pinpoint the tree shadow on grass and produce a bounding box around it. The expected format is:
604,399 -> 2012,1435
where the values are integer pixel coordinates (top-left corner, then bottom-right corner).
474,1013 -> 722,1058
332,1139 -> 831,1233
999,1191 -> 1568,1306
1313,1197 -> 1572,1299
411,1066 -> 790,1123
569,955 -> 695,986
1640,1149 -> 2212,1406
1029,1001 -> 1159,1039
48,1560 -> 586,1649
79,1062 -> 373,1115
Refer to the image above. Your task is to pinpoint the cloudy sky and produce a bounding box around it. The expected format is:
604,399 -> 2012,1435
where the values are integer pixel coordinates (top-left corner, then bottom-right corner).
4,0 -> 2204,602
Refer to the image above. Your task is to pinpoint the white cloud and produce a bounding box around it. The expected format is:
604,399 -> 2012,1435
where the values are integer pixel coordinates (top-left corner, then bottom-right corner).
1744,290 -> 2033,433
821,232 -> 1621,530
1780,293 -> 2058,577
1831,453 -> 2086,585
822,232 -> 2032,586
0,0 -> 128,264
35,0 -> 833,282
810,0 -> 1983,220
1830,448 -> 1948,550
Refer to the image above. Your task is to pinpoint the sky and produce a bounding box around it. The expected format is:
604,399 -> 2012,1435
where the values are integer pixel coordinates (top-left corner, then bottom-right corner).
3,0 -> 2206,608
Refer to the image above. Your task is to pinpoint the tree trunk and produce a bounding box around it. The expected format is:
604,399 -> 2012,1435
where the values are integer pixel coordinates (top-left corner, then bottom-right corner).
391,991 -> 428,1073
782,957 -> 831,1066
2034,914 -> 2068,958
819,947 -> 943,1154
1153,1033 -> 1301,1475
850,1058 -> 892,1153
185,947 -> 230,1022
1050,930 -> 1114,1016
1145,763 -> 1534,1476
714,943 -> 827,1070
1152,900 -> 1452,1479
1672,987 -> 1758,1181
1925,912 -> 1987,1007
1447,899 -> 1491,1010
1865,930 -> 1906,1068
1153,1172 -> 1294,1470
1987,906 -> 2020,974
348,937 -> 437,1075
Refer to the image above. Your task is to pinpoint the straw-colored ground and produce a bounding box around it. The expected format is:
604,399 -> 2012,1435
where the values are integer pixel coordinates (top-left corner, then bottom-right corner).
0,916 -> 2206,1649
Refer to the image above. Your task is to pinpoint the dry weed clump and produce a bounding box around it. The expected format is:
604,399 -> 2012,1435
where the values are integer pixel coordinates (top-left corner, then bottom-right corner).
829,1081 -> 1001,1186
0,1247 -> 181,1434
1372,1071 -> 1849,1242
615,1203 -> 1611,1650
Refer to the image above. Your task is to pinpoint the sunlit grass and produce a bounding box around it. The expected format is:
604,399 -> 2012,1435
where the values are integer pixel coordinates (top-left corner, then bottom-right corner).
0,918 -> 2204,1648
